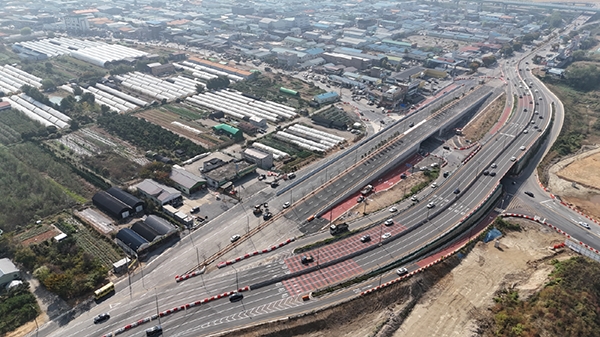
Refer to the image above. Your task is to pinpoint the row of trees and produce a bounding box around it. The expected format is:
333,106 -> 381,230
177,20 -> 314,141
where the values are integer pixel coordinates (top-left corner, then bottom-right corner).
97,111 -> 206,159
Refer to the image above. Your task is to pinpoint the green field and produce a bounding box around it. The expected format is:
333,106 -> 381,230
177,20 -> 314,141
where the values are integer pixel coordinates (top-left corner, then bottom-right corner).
0,109 -> 47,145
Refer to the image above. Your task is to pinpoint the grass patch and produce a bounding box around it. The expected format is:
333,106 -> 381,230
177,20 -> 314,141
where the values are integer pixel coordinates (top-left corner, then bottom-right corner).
294,228 -> 362,254
492,217 -> 521,234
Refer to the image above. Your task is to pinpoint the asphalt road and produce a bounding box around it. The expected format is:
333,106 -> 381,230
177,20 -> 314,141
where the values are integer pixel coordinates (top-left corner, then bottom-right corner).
35,26 -> 596,337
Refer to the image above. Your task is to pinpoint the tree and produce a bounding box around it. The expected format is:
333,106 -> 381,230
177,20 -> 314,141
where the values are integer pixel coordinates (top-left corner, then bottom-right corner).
469,61 -> 480,73
196,83 -> 205,94
547,11 -> 563,28
512,42 -> 522,52
41,79 -> 55,91
572,50 -> 586,61
80,92 -> 95,104
482,55 -> 497,67
206,76 -> 230,90
20,27 -> 32,36
73,86 -> 83,96
44,62 -> 53,73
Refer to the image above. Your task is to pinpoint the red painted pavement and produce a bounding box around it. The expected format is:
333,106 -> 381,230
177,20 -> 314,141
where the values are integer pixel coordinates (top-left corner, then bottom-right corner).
286,222 -> 408,273
416,210 -> 499,267
489,104 -> 512,135
325,154 -> 423,221
283,259 -> 364,295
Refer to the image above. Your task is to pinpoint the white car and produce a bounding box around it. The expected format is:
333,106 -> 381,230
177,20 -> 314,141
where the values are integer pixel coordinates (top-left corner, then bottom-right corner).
523,129 -> 528,134
396,267 -> 408,275
384,219 -> 394,226
230,234 -> 241,243
381,232 -> 392,240
510,156 -> 517,162
579,221 -> 591,229
491,163 -> 497,168
283,202 -> 291,208
410,195 -> 418,202
519,146 -> 526,151
431,182 -> 437,189
427,203 -> 435,209
389,207 -> 398,213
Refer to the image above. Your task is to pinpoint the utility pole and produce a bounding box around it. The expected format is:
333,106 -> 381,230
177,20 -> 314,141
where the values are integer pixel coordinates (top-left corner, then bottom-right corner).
28,305 -> 38,337
154,288 -> 161,324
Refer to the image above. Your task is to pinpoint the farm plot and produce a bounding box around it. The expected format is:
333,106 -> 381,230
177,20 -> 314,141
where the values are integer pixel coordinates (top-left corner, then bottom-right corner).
55,216 -> 122,267
51,127 -> 150,166
0,109 -> 46,145
313,105 -> 358,128
17,225 -> 60,246
135,109 -> 220,149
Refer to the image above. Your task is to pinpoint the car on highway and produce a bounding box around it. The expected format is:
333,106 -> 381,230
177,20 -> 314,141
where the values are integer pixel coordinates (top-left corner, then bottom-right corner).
301,255 -> 314,264
579,222 -> 591,229
539,97 -> 543,100
409,122 -> 414,127
524,191 -> 534,198
523,129 -> 528,134
288,173 -> 296,179
453,188 -> 460,194
384,219 -> 394,226
94,313 -> 110,324
483,170 -> 490,176
229,292 -> 244,302
523,108 -> 527,112
427,202 -> 435,209
519,146 -> 526,151
530,101 -> 533,104
539,115 -> 543,119
146,325 -> 163,336
381,232 -> 392,240
283,201 -> 291,208
491,163 -> 497,168
230,234 -> 241,243
530,120 -> 535,124
389,207 -> 398,213
411,195 -> 419,202
510,156 -> 517,162
360,235 -> 371,243
396,267 -> 408,276
431,182 -> 437,188
490,172 -> 496,177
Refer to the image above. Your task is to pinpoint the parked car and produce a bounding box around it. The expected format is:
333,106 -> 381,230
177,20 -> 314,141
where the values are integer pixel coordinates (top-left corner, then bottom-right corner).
190,207 -> 200,214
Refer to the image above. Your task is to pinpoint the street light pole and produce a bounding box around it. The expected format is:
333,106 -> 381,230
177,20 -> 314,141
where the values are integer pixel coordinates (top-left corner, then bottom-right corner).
231,264 -> 240,290
28,305 -> 38,337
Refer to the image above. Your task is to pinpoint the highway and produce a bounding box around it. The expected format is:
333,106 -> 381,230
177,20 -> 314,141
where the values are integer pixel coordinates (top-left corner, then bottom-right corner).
36,19 -> 600,337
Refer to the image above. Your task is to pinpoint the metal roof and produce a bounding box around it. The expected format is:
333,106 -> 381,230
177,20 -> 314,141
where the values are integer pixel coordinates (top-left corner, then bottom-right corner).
131,221 -> 160,242
0,258 -> 18,277
116,228 -> 149,251
144,215 -> 177,236
92,191 -> 132,219
106,187 -> 144,210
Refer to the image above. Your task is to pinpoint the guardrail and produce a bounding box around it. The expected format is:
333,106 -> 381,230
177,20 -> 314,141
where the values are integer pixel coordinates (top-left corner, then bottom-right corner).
101,286 -> 252,337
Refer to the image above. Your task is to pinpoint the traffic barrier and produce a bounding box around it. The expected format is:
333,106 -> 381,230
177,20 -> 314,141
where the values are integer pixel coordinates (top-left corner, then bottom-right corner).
211,237 -> 297,271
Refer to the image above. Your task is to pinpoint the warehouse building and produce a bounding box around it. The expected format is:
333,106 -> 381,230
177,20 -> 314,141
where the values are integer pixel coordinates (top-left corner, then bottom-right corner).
243,148 -> 273,170
314,91 -> 340,105
135,179 -> 183,207
92,191 -> 133,220
204,160 -> 257,188
0,259 -> 20,287
115,228 -> 149,256
213,124 -> 243,140
170,166 -> 206,196
106,187 -> 144,213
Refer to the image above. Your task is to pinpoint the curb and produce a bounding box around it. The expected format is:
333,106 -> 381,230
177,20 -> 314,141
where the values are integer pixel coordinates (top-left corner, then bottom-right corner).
215,238 -> 296,270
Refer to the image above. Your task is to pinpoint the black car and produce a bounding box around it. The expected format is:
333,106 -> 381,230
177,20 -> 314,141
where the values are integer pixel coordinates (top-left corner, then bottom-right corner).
489,172 -> 496,177
229,293 -> 244,302
524,191 -> 535,198
301,255 -> 314,264
443,171 -> 449,178
360,235 -> 371,243
190,207 -> 200,214
94,313 -> 110,324
409,122 -> 414,127
453,188 -> 460,194
483,170 -> 490,176
400,173 -> 407,179
146,325 -> 163,336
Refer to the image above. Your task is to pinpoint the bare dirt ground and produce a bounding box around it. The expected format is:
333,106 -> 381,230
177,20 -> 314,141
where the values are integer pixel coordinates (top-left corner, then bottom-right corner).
393,220 -> 570,337
548,146 -> 600,221
21,228 -> 60,246
462,93 -> 505,142
225,221 -> 570,337
405,35 -> 469,51
135,109 -> 216,148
